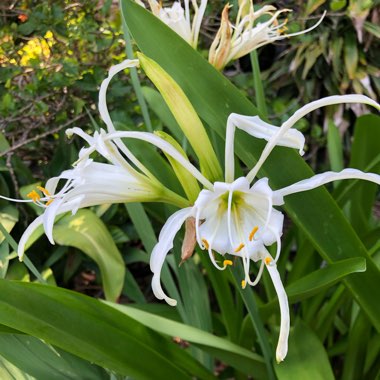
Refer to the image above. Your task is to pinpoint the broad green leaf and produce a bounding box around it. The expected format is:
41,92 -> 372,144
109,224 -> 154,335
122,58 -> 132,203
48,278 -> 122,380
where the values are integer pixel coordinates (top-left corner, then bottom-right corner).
348,114 -> 380,235
121,0 -> 380,332
274,320 -> 334,380
0,280 -> 214,380
261,258 -> 366,317
106,302 -> 268,379
0,205 -> 19,244
0,334 -> 108,380
137,52 -> 222,182
53,209 -> 125,302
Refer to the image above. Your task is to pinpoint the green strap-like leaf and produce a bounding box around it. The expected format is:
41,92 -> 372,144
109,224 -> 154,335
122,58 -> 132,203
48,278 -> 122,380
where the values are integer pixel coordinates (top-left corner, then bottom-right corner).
0,280 -> 214,380
53,209 -> 125,302
274,320 -> 335,380
106,302 -> 268,379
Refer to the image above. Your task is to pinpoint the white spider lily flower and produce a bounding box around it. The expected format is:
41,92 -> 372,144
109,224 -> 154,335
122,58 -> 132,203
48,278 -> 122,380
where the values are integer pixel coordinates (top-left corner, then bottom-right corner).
14,129 -> 191,260
149,94 -> 380,362
143,0 -> 207,48
209,1 -> 326,70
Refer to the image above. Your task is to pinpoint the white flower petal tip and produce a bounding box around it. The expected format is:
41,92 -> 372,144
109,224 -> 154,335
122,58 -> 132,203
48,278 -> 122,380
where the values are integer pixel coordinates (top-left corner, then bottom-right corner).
265,258 -> 290,364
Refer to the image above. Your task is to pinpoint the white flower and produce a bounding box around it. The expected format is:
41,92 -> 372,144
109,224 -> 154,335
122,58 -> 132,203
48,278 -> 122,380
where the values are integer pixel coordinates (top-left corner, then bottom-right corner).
149,94 -> 380,362
3,57 -> 380,362
142,0 -> 207,48
209,1 -> 326,70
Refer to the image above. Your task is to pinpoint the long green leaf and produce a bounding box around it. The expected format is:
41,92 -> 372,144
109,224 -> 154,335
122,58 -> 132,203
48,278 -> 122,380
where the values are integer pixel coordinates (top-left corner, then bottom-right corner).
53,209 -> 125,302
121,0 -> 380,331
0,280 -> 213,380
106,302 -> 268,379
261,258 -> 366,317
274,320 -> 334,380
0,334 -> 108,380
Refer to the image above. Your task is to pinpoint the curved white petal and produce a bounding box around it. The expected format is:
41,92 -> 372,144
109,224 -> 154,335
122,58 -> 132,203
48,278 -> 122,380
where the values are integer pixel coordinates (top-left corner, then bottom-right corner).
18,203 -> 73,260
225,113 -> 305,182
274,168 -> 380,199
98,59 -> 139,132
106,131 -> 213,189
247,95 -> 380,182
265,258 -> 290,362
150,207 -> 194,306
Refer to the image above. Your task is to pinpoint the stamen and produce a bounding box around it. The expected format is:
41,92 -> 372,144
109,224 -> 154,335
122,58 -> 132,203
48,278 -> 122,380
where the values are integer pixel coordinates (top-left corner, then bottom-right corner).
45,199 -> 54,206
27,190 -> 41,203
234,243 -> 245,253
265,257 -> 272,265
223,259 -> 233,267
36,186 -> 51,197
241,280 -> 246,289
201,238 -> 209,250
249,226 -> 259,241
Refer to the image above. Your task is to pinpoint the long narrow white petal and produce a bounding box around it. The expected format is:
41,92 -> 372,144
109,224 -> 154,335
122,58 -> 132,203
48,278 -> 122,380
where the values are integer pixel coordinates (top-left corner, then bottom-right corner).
98,59 -> 153,177
98,59 -> 139,132
150,207 -> 194,306
247,95 -> 380,182
265,258 -> 290,363
225,113 -> 305,182
282,11 -> 326,39
18,203 -> 74,260
274,168 -> 380,200
105,131 -> 213,189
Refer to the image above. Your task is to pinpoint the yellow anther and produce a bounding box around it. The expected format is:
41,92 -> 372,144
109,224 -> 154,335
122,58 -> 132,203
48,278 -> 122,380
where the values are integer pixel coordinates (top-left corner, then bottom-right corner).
37,186 -> 50,197
249,226 -> 259,241
223,260 -> 233,267
201,238 -> 209,250
265,257 -> 272,265
241,280 -> 246,289
234,243 -> 245,253
45,199 -> 54,206
27,190 -> 40,203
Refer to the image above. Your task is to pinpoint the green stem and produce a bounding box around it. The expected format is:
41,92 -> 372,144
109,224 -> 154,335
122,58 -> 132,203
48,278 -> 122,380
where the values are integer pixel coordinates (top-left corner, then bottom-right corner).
0,223 -> 46,284
122,19 -> 153,132
250,51 -> 268,118
231,263 -> 276,380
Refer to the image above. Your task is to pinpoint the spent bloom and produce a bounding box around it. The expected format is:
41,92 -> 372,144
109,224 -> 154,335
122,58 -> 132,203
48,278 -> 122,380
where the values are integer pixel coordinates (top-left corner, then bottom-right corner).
209,1 -> 326,70
4,59 -> 380,362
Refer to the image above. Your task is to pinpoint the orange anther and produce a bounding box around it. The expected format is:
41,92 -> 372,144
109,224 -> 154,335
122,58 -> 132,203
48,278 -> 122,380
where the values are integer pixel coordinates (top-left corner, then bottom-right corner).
265,257 -> 272,265
27,190 -> 40,203
223,260 -> 233,267
234,243 -> 245,253
201,238 -> 209,250
249,226 -> 259,241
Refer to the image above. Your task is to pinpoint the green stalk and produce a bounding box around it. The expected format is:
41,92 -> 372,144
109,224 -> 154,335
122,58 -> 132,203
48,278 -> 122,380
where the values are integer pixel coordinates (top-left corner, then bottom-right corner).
250,51 -> 268,118
122,19 -> 153,132
0,223 -> 46,284
230,263 -> 276,380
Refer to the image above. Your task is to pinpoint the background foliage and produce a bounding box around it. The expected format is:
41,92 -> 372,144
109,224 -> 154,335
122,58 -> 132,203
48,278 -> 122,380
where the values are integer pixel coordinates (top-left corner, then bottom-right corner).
0,0 -> 379,379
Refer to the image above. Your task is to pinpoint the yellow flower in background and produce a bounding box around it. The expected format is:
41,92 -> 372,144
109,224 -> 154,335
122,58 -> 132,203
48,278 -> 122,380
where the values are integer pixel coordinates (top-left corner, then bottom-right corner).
19,30 -> 54,66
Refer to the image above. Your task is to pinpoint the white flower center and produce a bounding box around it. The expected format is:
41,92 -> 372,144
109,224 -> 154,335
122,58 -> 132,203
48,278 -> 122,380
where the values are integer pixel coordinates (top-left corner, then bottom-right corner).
194,177 -> 284,273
